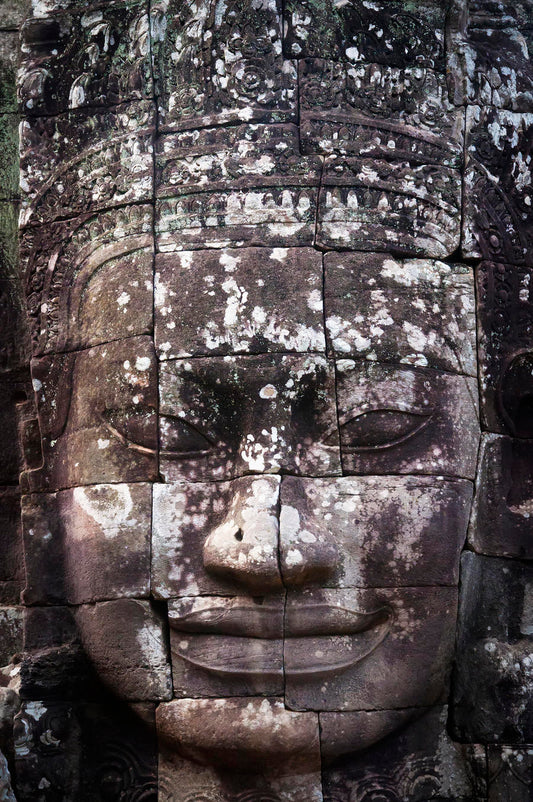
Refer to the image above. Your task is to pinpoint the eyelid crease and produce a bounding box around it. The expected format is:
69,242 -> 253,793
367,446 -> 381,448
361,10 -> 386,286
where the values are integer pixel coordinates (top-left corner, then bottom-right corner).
336,406 -> 433,429
100,417 -> 157,456
159,413 -> 217,460
160,412 -> 218,446
338,407 -> 435,453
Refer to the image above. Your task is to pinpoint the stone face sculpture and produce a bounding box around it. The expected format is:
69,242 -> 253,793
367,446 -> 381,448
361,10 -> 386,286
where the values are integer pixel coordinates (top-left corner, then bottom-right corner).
3,0 -> 532,799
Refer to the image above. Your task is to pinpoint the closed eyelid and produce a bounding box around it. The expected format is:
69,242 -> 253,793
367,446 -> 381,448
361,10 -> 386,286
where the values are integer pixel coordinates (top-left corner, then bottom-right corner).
159,413 -> 217,460
335,407 -> 435,452
336,405 -> 434,428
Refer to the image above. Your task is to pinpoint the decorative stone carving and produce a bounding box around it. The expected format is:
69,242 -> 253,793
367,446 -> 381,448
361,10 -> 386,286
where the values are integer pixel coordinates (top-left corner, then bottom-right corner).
317,155 -> 461,258
18,0 -> 152,116
448,0 -> 533,110
463,109 -> 533,266
476,261 -> 533,433
487,745 -> 533,801
283,0 -> 447,69
153,0 -> 296,131
19,101 -> 155,227
20,205 -> 154,355
284,586 -> 457,712
299,60 -> 463,164
335,362 -> 479,478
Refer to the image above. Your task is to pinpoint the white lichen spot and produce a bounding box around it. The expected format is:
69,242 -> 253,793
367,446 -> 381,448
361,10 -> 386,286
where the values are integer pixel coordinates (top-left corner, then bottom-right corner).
135,356 -> 151,371
259,384 -> 277,399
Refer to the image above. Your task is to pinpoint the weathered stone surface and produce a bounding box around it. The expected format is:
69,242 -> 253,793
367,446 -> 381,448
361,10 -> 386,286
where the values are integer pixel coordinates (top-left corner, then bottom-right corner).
14,701 -> 80,801
153,476 -> 283,598
22,483 -> 151,605
451,553 -> 533,743
0,748 -> 15,802
448,0 -> 533,110
279,476 -> 472,588
74,599 -> 172,702
18,0 -> 152,116
156,187 -> 318,252
469,434 -> 533,559
0,375 -> 30,483
317,155 -> 461,258
156,698 -> 320,773
283,0 -> 447,69
335,361 -> 480,479
19,101 -> 154,227
299,59 -> 463,167
20,606 -> 93,700
158,354 -> 340,482
25,336 -> 157,491
155,247 -> 325,359
463,108 -> 533,266
20,205 -> 153,355
319,708 -> 423,762
168,595 -> 284,698
284,586 -> 457,711
325,252 -> 476,375
0,608 -> 22,667
0,488 -> 24,606
0,0 -> 28,27
487,745 -> 533,801
152,0 -> 296,132
476,261 -> 533,433
322,706 -> 486,801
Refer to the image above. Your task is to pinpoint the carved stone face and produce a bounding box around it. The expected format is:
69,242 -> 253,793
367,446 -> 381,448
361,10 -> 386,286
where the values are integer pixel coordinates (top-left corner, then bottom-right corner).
19,0 -> 483,782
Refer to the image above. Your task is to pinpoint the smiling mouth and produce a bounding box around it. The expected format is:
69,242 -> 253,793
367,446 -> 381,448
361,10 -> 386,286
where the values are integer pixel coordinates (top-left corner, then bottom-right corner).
169,603 -> 392,680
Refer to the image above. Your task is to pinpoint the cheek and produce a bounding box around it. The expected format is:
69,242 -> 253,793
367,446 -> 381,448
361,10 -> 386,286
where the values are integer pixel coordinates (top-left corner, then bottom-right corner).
74,598 -> 172,702
280,476 -> 473,588
60,483 -> 152,605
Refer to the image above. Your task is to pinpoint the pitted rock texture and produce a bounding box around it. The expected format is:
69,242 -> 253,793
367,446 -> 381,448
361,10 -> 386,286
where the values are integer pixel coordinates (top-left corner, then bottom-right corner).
9,0 -> 533,798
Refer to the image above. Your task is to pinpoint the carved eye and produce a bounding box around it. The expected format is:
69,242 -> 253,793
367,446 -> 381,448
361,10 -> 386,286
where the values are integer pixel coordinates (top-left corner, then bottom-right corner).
160,415 -> 214,459
338,409 -> 433,451
100,407 -> 156,454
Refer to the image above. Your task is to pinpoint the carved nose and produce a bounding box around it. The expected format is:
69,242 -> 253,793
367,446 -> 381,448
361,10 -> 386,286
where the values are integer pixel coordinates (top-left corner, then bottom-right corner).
202,476 -> 283,592
279,494 -> 340,587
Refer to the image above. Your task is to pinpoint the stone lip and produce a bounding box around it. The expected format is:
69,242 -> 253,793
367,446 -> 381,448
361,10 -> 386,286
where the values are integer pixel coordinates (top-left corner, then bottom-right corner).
170,602 -> 391,680
170,601 -> 390,638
